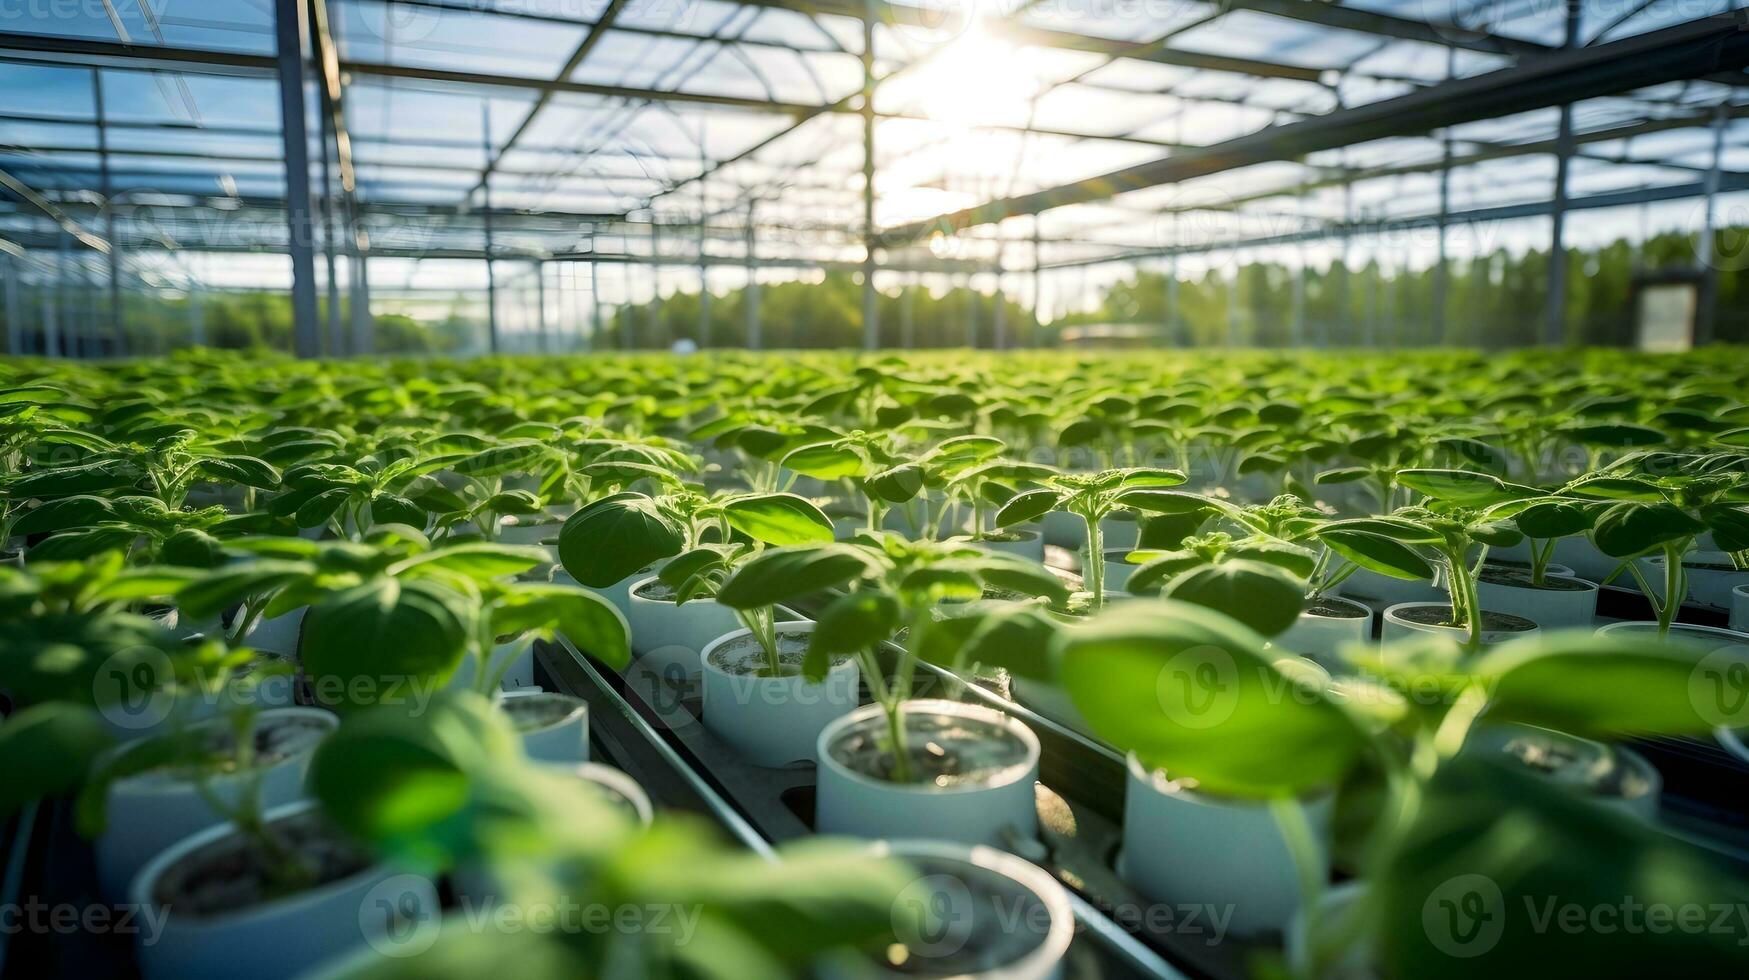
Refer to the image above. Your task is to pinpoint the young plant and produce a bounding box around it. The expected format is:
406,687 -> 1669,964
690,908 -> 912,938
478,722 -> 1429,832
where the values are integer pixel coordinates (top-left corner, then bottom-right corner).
714,534 -> 1069,782
1124,531 -> 1315,637
993,467 -> 1189,606
1056,601 -> 1749,979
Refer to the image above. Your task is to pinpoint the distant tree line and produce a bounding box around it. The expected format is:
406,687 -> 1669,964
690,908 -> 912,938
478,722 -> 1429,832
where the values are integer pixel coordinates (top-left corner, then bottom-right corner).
4,229 -> 1745,354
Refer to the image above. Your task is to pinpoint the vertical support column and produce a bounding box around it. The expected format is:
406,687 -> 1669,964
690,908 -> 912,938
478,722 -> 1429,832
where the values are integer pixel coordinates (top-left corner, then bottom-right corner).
535,261 -> 550,353
93,70 -> 124,356
992,265 -> 1007,350
318,89 -> 343,356
2,254 -> 21,355
347,195 -> 372,355
1031,217 -> 1042,348
481,101 -> 499,354
275,0 -> 321,359
1696,101 -> 1728,346
698,124 -> 711,349
744,201 -> 760,350
901,275 -> 915,349
964,273 -> 977,348
589,254 -> 604,350
190,276 -> 206,347
860,0 -> 878,350
1165,257 -> 1179,346
1545,0 -> 1580,347
648,220 -> 659,348
1225,266 -> 1240,346
1291,245 -> 1307,347
1433,131 -> 1451,348
46,236 -> 65,357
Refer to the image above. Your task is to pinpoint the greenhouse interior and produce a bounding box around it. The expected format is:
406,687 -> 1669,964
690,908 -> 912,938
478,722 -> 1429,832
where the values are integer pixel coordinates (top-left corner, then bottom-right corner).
3,1 -> 1749,979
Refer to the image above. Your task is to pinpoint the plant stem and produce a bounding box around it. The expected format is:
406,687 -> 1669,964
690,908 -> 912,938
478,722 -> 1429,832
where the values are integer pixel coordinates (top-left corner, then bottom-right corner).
1268,796 -> 1325,938
1083,508 -> 1105,608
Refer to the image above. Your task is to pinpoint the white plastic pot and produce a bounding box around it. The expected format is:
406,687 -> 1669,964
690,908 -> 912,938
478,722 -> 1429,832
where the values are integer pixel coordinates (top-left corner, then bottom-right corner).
1464,724 -> 1661,821
446,636 -> 536,693
700,621 -> 860,767
1336,567 -> 1442,610
1269,596 -> 1373,669
552,562 -> 660,617
499,690 -> 588,763
1120,755 -> 1333,939
94,707 -> 336,903
1040,510 -> 1083,549
624,575 -> 744,682
1474,573 -> 1598,632
1732,583 -> 1749,634
1595,620 -> 1749,649
237,606 -> 307,657
974,529 -> 1045,562
1100,511 -> 1140,550
823,840 -> 1074,980
1640,552 -> 1749,613
815,700 -> 1040,848
1380,602 -> 1539,648
131,801 -> 437,980
1007,677 -> 1095,738
1101,549 -> 1143,595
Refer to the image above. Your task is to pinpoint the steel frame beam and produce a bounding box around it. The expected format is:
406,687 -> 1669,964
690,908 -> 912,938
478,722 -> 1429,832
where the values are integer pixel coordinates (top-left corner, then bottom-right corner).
880,13 -> 1749,244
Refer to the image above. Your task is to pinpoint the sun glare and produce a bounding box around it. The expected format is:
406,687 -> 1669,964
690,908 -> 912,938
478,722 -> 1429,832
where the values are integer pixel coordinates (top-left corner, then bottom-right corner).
912,26 -> 1041,126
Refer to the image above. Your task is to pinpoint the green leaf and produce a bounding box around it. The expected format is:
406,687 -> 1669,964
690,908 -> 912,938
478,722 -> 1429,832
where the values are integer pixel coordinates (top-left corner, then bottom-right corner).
0,703 -> 113,817
8,459 -> 142,500
1510,499 -> 1594,541
716,544 -> 881,610
1319,528 -> 1435,581
1472,629 -> 1749,735
865,463 -> 926,504
159,528 -> 227,568
1160,560 -> 1307,638
28,526 -> 139,561
301,578 -> 473,712
490,585 -> 630,670
963,552 -> 1071,606
1560,422 -> 1667,448
391,543 -> 550,582
10,495 -> 116,535
806,591 -> 900,680
1315,466 -> 1371,485
370,493 -> 429,528
723,493 -> 834,546
781,442 -> 867,479
1057,601 -> 1368,797
994,487 -> 1063,527
1702,503 -> 1749,552
557,492 -> 685,588
295,486 -> 354,528
1114,467 -> 1188,490
916,602 -> 1059,682
194,454 -> 282,490
1397,468 -> 1528,507
1590,502 -> 1707,558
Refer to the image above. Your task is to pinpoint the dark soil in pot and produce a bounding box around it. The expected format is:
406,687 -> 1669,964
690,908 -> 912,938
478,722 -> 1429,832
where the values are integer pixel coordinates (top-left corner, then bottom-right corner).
632,579 -> 679,601
1396,604 -> 1537,632
135,713 -> 331,778
503,692 -> 584,732
977,530 -> 1037,543
874,857 -> 1050,975
826,710 -> 1032,788
1479,566 -> 1592,592
1306,596 -> 1368,618
151,809 -> 371,918
707,631 -> 850,678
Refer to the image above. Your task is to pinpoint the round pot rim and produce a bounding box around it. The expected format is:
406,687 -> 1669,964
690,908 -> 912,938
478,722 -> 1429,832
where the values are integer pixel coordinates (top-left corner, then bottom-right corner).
1382,601 -> 1539,634
1125,751 -> 1332,808
1735,583 -> 1749,597
1645,551 -> 1741,569
626,574 -> 707,607
816,699 -> 1041,797
566,762 -> 655,828
1301,594 -> 1372,620
1717,725 -> 1749,766
865,838 -> 1074,978
128,799 -> 403,923
1595,621 -> 1749,642
699,619 -> 857,681
1476,573 -> 1599,595
109,706 -> 337,796
499,690 -> 587,733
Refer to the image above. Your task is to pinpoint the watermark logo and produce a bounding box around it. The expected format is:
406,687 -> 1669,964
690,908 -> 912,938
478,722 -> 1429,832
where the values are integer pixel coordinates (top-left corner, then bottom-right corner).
1690,646 -> 1749,729
1423,873 -> 1505,958
889,0 -> 981,48
622,651 -> 701,731
94,645 -> 178,731
892,873 -> 976,961
1154,644 -> 1238,729
359,873 -> 440,958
